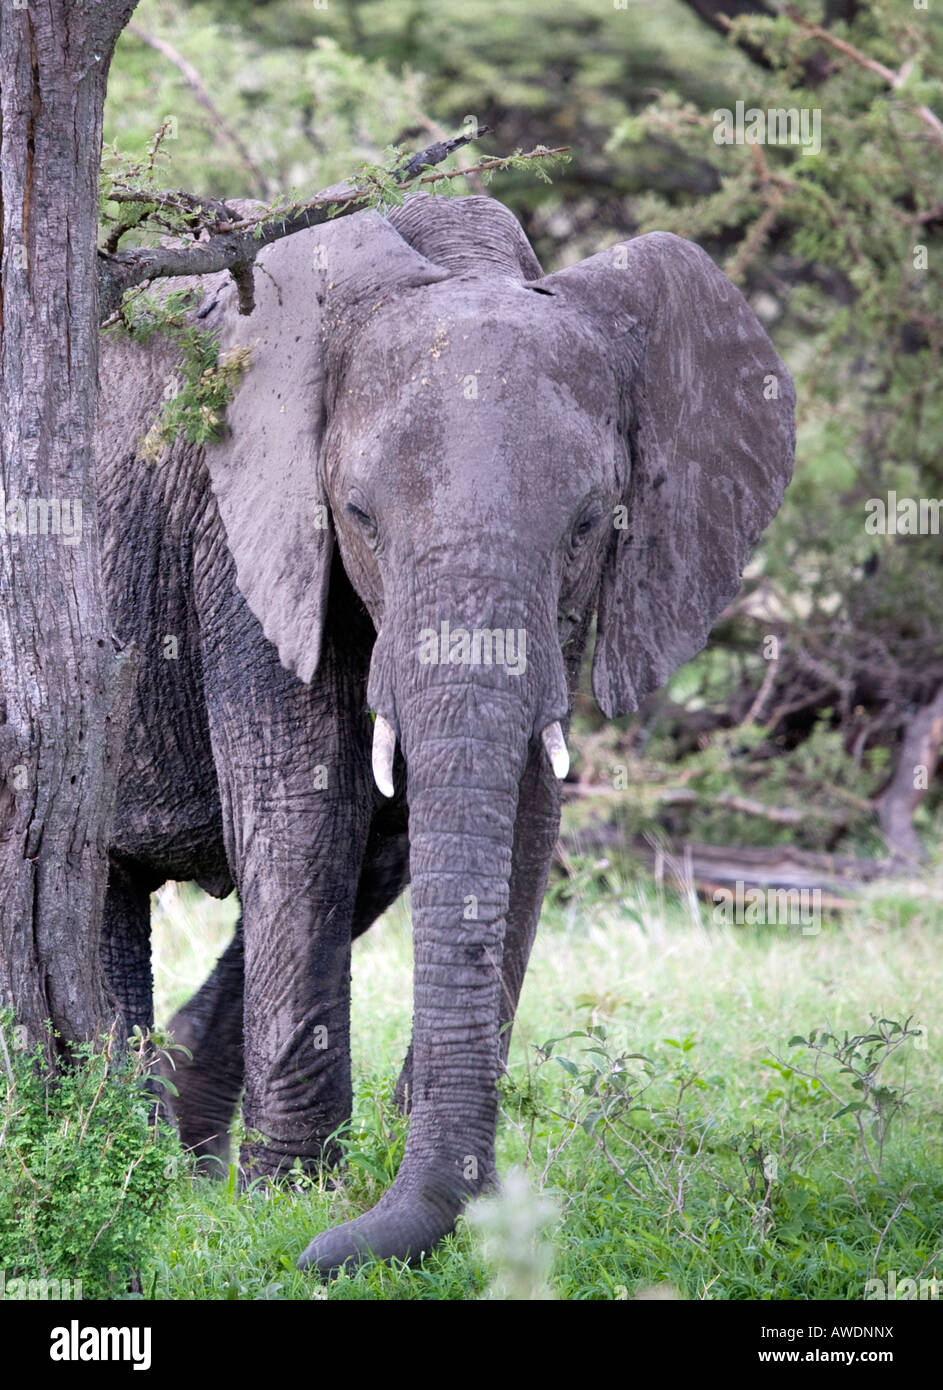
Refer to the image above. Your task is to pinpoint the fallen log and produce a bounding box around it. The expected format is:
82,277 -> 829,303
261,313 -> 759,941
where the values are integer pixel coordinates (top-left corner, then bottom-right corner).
556,823 -> 898,908
562,780 -> 853,825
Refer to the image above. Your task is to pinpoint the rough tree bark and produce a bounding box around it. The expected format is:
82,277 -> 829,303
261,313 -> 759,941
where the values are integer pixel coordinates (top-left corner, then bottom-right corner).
0,0 -> 139,1054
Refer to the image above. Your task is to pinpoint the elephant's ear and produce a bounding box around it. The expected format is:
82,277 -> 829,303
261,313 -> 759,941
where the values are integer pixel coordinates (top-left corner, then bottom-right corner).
204,213 -> 448,683
539,231 -> 796,717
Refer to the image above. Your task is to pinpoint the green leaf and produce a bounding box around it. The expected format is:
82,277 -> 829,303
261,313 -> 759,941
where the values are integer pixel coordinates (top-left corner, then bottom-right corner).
554,1057 -> 580,1078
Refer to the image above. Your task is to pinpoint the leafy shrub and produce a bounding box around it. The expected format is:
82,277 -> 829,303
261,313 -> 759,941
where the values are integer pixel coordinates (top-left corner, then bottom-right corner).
0,1014 -> 182,1299
108,286 -> 252,461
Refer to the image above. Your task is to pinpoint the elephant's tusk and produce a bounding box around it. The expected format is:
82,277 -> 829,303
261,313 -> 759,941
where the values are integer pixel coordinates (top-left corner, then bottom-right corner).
372,714 -> 397,798
541,721 -> 569,780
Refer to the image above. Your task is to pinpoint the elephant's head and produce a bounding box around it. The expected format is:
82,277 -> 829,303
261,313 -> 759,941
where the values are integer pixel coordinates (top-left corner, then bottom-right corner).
204,193 -> 795,1271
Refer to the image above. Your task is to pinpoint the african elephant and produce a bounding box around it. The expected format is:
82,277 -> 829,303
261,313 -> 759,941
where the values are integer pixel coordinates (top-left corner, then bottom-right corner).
96,191 -> 795,1274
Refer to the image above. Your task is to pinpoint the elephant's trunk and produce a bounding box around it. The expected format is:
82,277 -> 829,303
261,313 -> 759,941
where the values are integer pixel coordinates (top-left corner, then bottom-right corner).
299,568 -> 565,1272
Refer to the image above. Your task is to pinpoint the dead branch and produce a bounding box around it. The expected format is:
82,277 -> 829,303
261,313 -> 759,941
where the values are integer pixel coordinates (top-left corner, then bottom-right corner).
556,829 -> 899,905
405,89 -> 487,195
97,135 -> 567,322
563,782 -> 830,826
741,651 -> 780,726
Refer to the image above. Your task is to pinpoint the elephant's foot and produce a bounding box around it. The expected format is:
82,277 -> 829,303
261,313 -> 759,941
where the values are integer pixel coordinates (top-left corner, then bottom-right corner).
297,1160 -> 496,1275
297,1177 -> 456,1275
161,928 -> 245,1174
171,1093 -> 234,1175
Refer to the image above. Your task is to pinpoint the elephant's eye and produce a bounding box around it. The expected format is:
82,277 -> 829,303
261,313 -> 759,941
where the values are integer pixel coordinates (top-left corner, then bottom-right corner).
346,495 -> 377,542
570,505 -> 604,550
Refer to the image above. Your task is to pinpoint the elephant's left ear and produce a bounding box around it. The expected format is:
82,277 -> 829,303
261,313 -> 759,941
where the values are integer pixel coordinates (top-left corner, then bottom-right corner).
203,213 -> 448,683
538,232 -> 796,717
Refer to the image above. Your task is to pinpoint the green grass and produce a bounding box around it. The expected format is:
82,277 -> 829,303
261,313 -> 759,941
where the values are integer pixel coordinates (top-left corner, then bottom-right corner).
146,866 -> 943,1300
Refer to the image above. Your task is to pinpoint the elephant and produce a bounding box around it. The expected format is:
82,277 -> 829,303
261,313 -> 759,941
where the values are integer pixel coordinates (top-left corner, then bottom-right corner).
95,191 -> 795,1274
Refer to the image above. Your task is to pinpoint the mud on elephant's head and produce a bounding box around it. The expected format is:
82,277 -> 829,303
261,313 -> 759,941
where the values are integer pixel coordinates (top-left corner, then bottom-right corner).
204,192 -> 795,1272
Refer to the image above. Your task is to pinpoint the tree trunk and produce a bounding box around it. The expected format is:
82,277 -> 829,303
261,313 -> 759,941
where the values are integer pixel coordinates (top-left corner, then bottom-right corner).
0,0 -> 138,1054
877,683 -> 943,867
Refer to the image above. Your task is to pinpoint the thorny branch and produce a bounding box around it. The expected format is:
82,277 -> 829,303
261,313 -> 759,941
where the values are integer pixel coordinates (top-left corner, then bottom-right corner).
97,131 -> 569,322
781,7 -> 943,148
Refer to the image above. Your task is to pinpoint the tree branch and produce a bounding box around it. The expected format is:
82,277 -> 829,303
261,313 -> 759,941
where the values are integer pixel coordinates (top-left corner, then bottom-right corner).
784,6 -> 943,148
405,91 -> 487,195
563,781 -> 824,826
679,0 -> 780,72
97,134 -> 567,322
679,0 -> 833,85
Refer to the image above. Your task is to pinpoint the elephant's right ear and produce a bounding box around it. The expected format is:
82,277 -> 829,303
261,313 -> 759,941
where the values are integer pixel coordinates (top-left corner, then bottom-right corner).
538,232 -> 795,717
204,213 -> 448,683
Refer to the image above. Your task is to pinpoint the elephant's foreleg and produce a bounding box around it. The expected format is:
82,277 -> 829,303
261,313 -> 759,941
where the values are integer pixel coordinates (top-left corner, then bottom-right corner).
170,824 -> 409,1165
163,920 -> 245,1172
201,617 -> 376,1179
236,819 -> 370,1180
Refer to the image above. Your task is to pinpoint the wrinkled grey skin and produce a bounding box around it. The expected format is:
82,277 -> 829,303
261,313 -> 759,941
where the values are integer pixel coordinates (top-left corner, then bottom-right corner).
96,193 -> 795,1274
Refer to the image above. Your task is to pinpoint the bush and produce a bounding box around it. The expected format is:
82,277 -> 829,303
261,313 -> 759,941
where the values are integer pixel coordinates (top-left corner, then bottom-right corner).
0,1014 -> 182,1300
